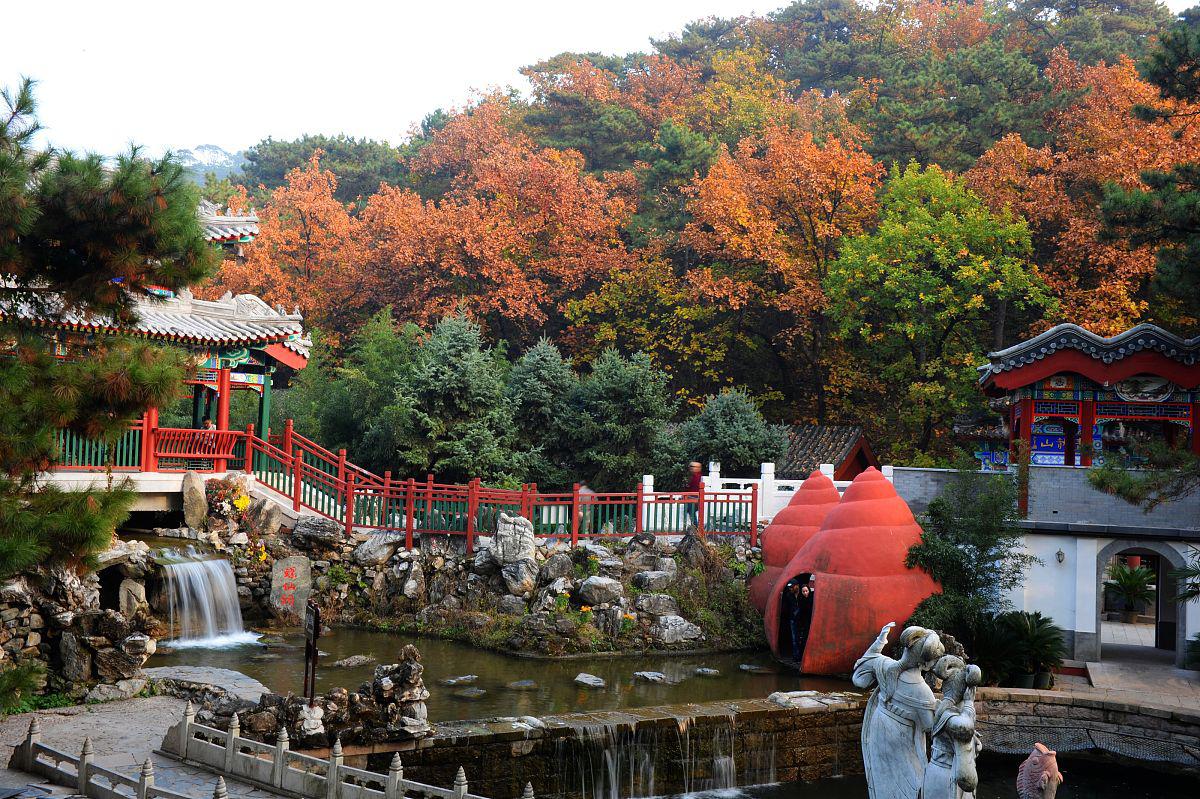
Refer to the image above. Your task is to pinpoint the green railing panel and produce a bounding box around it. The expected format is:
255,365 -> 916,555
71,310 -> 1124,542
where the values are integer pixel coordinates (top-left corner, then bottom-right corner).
55,428 -> 142,470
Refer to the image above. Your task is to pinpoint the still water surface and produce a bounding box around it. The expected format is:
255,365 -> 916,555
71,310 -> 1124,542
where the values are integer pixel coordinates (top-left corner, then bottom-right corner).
147,627 -> 850,721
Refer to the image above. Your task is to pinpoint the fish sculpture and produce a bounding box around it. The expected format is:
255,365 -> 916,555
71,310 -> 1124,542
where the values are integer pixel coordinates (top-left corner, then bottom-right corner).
1016,743 -> 1064,798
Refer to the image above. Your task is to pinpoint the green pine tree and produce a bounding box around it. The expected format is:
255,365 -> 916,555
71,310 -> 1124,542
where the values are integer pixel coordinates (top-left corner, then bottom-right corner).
0,79 -> 214,707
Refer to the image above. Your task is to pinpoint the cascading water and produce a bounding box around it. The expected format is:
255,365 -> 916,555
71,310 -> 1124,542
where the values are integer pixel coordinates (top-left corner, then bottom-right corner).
161,548 -> 257,648
553,712 -> 777,799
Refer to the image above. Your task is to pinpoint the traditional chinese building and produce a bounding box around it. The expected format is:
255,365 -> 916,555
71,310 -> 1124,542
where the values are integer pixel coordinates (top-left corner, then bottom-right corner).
979,323 -> 1200,468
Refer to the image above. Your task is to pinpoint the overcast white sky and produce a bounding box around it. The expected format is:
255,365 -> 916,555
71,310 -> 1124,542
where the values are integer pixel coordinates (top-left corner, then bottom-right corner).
5,0 -> 1195,156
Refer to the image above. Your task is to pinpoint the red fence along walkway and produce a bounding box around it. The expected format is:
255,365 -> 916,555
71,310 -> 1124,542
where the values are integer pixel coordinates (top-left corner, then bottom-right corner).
54,419 -> 758,551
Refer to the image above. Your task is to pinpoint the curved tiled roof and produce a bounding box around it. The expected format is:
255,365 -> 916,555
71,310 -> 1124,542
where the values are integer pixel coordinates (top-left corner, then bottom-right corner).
980,323 -> 1200,384
198,199 -> 259,243
778,424 -> 866,479
7,289 -> 307,355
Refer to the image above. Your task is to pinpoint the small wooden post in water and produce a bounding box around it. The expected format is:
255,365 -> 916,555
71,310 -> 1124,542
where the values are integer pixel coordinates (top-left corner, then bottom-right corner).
385,754 -> 403,799
224,713 -> 240,773
137,758 -> 155,799
326,737 -> 343,799
271,726 -> 289,788
77,737 -> 93,795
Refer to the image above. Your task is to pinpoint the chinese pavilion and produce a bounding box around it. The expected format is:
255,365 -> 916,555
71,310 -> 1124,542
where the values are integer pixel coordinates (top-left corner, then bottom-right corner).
979,324 -> 1200,467
2,203 -> 308,470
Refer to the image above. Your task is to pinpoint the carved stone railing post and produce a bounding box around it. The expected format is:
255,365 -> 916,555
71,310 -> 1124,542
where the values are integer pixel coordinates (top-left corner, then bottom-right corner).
326,736 -> 343,799
224,714 -> 240,773
213,776 -> 228,799
137,758 -> 155,799
22,718 -> 40,772
384,754 -> 403,799
271,726 -> 289,788
177,700 -> 196,758
521,782 -> 535,799
78,737 -> 94,795
452,766 -> 468,799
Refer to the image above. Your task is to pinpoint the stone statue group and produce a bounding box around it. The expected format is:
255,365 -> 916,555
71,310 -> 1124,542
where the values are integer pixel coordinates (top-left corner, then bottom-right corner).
853,622 -> 982,799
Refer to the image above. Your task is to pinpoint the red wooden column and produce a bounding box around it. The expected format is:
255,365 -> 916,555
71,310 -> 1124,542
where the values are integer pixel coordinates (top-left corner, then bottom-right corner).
142,407 -> 159,472
404,477 -> 416,550
1191,403 -> 1200,455
1063,419 -> 1077,468
1016,397 -> 1034,460
1080,399 -> 1096,467
215,368 -> 231,472
570,483 -> 581,547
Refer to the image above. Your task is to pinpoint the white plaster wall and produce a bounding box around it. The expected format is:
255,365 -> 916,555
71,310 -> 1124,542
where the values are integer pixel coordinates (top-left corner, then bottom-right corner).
1008,534 -> 1091,632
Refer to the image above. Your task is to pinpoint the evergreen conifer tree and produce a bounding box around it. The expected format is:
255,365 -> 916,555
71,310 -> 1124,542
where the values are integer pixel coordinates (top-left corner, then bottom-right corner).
0,79 -> 214,706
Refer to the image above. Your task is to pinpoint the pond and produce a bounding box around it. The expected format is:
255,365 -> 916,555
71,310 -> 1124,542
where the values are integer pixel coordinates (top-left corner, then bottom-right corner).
684,755 -> 1199,798
146,626 -> 850,722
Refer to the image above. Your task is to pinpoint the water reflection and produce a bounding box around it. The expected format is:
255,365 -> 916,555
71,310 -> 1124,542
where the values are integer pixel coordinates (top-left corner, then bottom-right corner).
147,627 -> 849,722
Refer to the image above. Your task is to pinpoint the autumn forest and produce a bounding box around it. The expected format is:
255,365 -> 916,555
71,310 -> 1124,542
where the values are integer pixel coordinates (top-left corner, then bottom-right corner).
200,0 -> 1200,469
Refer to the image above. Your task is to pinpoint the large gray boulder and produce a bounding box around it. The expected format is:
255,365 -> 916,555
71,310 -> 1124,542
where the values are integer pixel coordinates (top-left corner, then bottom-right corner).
574,673 -> 606,688
59,632 -> 91,683
492,513 -> 536,564
354,533 -> 405,566
578,576 -> 623,605
502,559 -> 538,597
182,471 -> 208,530
85,678 -> 147,703
497,595 -> 528,616
292,516 -> 342,550
246,497 -> 285,538
538,552 -> 574,584
635,593 -> 678,617
650,614 -> 703,645
118,579 -> 148,618
632,571 -> 673,591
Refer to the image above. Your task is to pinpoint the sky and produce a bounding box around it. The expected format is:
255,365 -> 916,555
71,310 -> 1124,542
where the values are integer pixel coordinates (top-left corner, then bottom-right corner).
5,0 -> 1195,156
4,1 -> 769,156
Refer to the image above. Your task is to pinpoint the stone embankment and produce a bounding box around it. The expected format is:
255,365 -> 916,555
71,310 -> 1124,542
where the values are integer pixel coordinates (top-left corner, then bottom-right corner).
285,688 -> 1200,799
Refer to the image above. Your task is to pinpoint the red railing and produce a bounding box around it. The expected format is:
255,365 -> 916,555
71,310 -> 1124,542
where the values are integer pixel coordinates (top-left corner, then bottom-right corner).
57,418 -> 760,550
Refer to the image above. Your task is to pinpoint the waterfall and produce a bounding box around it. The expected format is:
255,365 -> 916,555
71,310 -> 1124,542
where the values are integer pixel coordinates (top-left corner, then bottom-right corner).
161,549 -> 256,648
553,713 -> 777,799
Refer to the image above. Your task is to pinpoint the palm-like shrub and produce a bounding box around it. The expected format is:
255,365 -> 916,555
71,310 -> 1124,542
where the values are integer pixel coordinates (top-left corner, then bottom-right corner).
1002,611 -> 1066,675
1105,562 -> 1156,613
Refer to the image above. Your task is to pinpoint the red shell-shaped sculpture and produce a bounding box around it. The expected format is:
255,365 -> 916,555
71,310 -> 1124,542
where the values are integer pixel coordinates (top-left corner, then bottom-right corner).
765,467 -> 939,675
748,471 -> 841,613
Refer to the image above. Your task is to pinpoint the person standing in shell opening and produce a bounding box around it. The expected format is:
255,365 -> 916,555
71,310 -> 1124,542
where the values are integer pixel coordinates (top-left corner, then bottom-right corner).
782,580 -> 816,663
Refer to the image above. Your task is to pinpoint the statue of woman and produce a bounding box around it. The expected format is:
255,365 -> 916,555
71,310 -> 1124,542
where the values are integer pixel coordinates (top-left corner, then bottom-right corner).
853,622 -> 945,799
922,656 -> 983,799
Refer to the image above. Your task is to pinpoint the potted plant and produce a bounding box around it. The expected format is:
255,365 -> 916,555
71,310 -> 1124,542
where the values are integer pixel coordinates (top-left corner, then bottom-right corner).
1001,611 -> 1065,689
1105,562 -> 1155,623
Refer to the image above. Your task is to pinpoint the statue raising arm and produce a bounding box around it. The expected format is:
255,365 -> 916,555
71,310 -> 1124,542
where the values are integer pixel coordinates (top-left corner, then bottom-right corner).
852,622 -> 895,690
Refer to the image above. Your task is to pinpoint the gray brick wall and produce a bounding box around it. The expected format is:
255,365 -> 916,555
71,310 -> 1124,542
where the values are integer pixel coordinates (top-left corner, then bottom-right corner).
1025,466 -> 1200,530
893,465 -> 1199,531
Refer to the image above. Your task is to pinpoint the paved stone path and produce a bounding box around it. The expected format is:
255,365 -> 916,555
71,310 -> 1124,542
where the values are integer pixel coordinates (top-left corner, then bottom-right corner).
1068,642 -> 1200,712
142,666 -> 269,702
0,696 -> 277,799
1100,620 -> 1156,647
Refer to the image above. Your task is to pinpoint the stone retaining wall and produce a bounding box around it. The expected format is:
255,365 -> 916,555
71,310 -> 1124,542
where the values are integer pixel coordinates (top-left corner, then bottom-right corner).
320,688 -> 1200,799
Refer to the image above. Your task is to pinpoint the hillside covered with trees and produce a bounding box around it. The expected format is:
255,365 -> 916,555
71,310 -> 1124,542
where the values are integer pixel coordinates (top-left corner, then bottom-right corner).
200,0 -> 1200,471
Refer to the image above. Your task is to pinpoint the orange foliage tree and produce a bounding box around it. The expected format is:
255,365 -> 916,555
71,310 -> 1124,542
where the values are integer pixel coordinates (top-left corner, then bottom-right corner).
206,153 -> 364,336
682,121 -> 883,420
356,98 -> 637,347
967,50 -> 1200,335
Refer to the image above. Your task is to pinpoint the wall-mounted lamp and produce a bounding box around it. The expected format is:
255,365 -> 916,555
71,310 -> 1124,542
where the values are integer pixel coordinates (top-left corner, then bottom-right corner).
1056,548 -> 1066,564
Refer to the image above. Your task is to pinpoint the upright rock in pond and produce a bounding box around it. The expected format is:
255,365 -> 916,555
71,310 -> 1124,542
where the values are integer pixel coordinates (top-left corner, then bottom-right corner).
182,471 -> 208,530
270,556 -> 313,617
371,644 -> 434,739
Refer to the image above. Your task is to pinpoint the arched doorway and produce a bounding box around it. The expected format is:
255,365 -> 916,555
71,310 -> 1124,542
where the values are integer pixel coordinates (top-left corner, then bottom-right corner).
777,573 -> 815,665
1095,539 -> 1189,667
